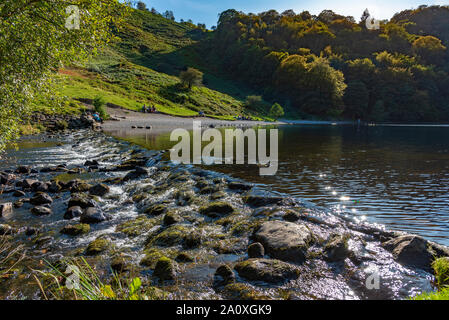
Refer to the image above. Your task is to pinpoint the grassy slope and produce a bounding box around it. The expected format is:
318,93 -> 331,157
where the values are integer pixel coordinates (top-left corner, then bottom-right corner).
44,9 -> 267,121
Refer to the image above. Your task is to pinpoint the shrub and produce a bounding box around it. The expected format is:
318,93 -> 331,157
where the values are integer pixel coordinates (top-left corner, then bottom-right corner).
270,103 -> 285,120
433,257 -> 449,290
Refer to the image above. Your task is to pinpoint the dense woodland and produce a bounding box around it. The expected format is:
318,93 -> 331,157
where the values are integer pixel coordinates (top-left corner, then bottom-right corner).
198,6 -> 449,122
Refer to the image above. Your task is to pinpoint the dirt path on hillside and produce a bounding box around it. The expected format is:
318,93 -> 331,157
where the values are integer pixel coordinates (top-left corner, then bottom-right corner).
101,107 -> 281,133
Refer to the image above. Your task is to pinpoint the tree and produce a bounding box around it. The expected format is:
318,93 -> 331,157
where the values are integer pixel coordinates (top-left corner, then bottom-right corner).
163,10 -> 175,21
180,68 -> 203,89
412,35 -> 447,64
136,1 -> 147,11
93,97 -> 109,120
343,81 -> 369,119
270,103 -> 285,119
0,0 -> 126,152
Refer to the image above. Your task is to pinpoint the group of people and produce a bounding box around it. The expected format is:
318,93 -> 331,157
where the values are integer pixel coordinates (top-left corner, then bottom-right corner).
92,112 -> 103,123
235,115 -> 253,121
142,104 -> 157,113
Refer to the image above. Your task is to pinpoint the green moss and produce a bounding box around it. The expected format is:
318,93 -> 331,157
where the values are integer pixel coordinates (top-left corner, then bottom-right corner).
146,225 -> 189,247
85,239 -> 110,256
144,204 -> 168,216
60,224 -> 90,236
199,202 -> 234,218
153,257 -> 176,281
116,216 -> 158,237
223,283 -> 268,300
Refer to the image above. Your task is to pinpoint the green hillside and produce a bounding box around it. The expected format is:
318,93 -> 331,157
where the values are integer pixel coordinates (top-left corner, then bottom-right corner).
47,8 -> 267,120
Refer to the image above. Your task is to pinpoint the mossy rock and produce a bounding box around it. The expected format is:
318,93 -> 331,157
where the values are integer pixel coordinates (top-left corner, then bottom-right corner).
324,233 -> 351,262
146,225 -> 189,247
145,204 -> 168,216
229,219 -> 262,236
71,182 -> 93,193
199,202 -> 234,218
210,191 -> 227,200
111,255 -> 130,273
116,216 -> 158,237
174,190 -> 195,206
175,252 -> 194,263
140,248 -> 178,268
60,224 -> 90,236
85,238 -> 110,256
234,258 -> 300,284
222,283 -> 268,300
163,211 -> 183,226
153,257 -> 177,281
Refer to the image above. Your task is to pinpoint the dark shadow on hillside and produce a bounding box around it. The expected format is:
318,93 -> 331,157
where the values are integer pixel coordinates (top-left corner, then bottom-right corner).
124,39 -> 260,104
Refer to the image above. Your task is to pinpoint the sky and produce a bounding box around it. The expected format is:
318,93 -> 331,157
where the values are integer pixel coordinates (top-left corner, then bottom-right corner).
140,0 -> 448,28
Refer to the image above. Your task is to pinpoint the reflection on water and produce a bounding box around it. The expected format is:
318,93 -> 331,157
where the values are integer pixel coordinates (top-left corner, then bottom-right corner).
105,125 -> 449,246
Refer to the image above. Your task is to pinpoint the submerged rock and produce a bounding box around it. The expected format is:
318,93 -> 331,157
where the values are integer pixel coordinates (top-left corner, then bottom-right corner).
30,192 -> 53,206
30,206 -> 52,216
215,265 -> 235,285
64,206 -> 83,220
234,258 -> 300,284
248,242 -> 265,258
0,203 -> 13,216
243,194 -> 283,207
253,221 -> 313,263
122,167 -> 148,182
68,193 -> 97,209
175,252 -> 194,263
80,207 -> 111,224
89,184 -> 110,197
228,182 -> 253,191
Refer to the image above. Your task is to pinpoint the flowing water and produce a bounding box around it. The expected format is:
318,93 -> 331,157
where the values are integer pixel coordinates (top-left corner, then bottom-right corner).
105,124 -> 449,246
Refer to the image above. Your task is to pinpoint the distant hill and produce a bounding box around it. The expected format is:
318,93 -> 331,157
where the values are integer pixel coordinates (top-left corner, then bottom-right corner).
51,5 -> 449,122
52,8 -> 267,120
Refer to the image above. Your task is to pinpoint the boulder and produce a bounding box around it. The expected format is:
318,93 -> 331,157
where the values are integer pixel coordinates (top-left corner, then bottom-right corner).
60,224 -> 90,236
0,203 -> 13,217
215,265 -> 235,285
68,193 -> 97,209
234,258 -> 300,283
22,179 -> 38,189
30,192 -> 53,206
199,202 -> 234,218
31,181 -> 49,192
64,206 -> 83,220
13,190 -> 26,197
283,210 -> 302,222
15,166 -> 31,174
31,206 -> 52,216
253,221 -> 313,263
248,242 -> 265,258
85,238 -> 110,255
80,207 -> 111,224
244,195 -> 283,207
383,235 -> 433,271
89,184 -> 110,197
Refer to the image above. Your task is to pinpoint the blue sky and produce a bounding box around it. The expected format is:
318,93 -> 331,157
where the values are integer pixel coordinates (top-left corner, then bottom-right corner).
140,0 -> 447,28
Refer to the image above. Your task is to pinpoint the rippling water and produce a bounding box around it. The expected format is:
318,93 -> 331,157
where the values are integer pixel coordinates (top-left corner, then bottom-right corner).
106,124 -> 449,246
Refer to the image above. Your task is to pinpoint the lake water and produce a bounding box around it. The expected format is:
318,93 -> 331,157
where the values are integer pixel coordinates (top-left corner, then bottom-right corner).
106,124 -> 449,246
